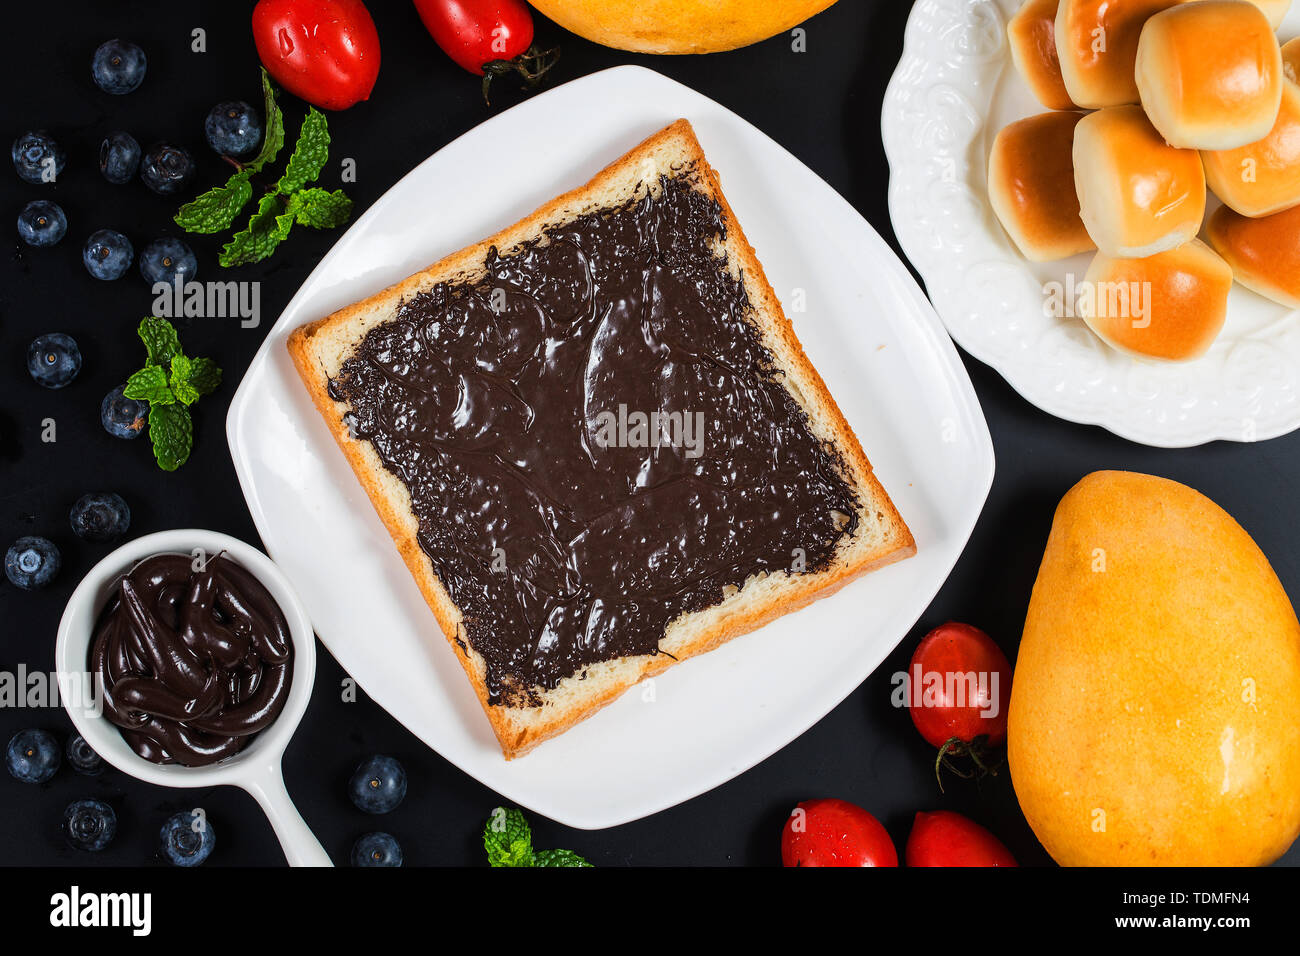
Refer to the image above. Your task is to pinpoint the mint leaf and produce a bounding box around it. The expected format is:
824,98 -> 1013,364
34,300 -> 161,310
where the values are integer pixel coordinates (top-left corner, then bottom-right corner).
483,808 -> 534,867
175,171 -> 253,234
148,402 -> 193,471
183,69 -> 348,269
276,108 -> 330,194
126,317 -> 218,472
188,357 -> 222,397
220,193 -> 293,267
291,187 -> 354,229
168,354 -> 201,406
245,68 -> 285,175
138,317 -> 182,367
123,365 -> 175,406
174,70 -> 281,233
534,849 -> 592,868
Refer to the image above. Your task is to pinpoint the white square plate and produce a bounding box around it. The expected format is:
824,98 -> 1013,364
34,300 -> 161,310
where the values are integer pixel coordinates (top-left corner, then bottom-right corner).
226,65 -> 994,829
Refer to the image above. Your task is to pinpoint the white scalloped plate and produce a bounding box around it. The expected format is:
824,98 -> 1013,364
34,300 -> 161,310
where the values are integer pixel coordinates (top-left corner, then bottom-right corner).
227,66 -> 993,829
884,0 -> 1300,447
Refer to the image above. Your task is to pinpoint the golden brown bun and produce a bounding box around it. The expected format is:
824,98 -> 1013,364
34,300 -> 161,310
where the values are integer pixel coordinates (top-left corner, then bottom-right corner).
526,0 -> 838,54
1135,1 -> 1283,150
1203,81 -> 1300,217
1283,37 -> 1300,83
1207,202 -> 1300,308
1072,106 -> 1206,257
1009,0 -> 1078,110
1055,0 -> 1185,108
1079,239 -> 1233,360
988,111 -> 1094,261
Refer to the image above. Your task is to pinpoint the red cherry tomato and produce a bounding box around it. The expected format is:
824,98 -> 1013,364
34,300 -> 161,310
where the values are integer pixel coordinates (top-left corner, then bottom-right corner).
412,0 -> 534,74
252,0 -> 381,110
908,621 -> 1012,749
905,811 -> 1017,867
781,799 -> 898,867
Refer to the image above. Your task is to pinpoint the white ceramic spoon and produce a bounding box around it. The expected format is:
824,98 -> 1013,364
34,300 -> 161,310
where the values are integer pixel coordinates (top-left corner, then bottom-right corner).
55,529 -> 331,867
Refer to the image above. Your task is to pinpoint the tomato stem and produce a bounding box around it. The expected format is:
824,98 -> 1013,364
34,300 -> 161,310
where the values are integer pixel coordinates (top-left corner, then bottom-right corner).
481,45 -> 562,105
933,735 -> 1006,792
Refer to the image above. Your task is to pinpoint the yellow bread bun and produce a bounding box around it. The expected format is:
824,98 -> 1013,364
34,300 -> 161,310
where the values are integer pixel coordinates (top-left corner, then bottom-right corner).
1009,470 -> 1300,867
1055,0 -> 1186,108
1079,239 -> 1232,360
1207,202 -> 1300,308
1081,239 -> 1232,358
526,0 -> 837,54
1009,0 -> 1078,110
1283,37 -> 1300,84
1203,81 -> 1300,217
1073,106 -> 1206,257
1135,1 -> 1283,150
988,111 -> 1095,261
1247,0 -> 1293,27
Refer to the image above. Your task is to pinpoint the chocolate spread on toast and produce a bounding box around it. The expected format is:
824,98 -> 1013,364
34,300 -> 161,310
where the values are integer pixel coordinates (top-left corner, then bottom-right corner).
329,171 -> 859,704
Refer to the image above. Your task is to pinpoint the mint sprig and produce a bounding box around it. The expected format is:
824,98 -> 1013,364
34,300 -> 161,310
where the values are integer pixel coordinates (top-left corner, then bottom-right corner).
121,318 -> 222,471
175,68 -> 351,267
174,69 -> 282,234
482,807 -> 591,868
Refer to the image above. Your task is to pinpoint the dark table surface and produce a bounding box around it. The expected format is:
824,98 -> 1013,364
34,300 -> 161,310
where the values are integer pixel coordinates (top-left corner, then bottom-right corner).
2,0 -> 1296,867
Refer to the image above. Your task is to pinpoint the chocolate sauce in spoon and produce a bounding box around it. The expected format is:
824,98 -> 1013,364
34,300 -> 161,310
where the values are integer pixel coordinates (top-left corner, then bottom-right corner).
89,553 -> 293,767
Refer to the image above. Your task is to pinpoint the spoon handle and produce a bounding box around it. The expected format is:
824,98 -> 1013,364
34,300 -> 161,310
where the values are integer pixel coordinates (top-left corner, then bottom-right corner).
244,764 -> 333,867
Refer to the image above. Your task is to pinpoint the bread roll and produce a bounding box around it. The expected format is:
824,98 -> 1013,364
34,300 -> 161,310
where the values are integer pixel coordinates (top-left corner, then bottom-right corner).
1073,106 -> 1206,257
1207,202 -> 1300,308
1135,1 -> 1283,150
1203,81 -> 1300,217
1009,0 -> 1077,110
1248,0 -> 1292,28
988,111 -> 1095,261
1055,0 -> 1185,108
1283,37 -> 1300,84
1079,239 -> 1233,360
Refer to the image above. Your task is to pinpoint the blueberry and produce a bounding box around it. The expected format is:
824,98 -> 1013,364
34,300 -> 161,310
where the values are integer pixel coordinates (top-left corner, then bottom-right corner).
91,39 -> 146,94
351,832 -> 402,867
160,810 -> 215,867
140,144 -> 195,196
27,333 -> 81,388
100,385 -> 148,440
83,229 -> 133,280
63,799 -> 116,851
5,536 -> 60,590
348,755 -> 407,814
17,200 -> 67,247
139,238 -> 197,288
204,101 -> 262,158
69,492 -> 130,543
98,130 -> 141,184
6,729 -> 60,783
65,735 -> 103,776
11,131 -> 66,185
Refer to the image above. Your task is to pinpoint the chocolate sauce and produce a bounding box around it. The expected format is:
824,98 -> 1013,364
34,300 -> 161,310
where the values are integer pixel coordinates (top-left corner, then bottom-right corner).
330,171 -> 859,704
89,553 -> 293,766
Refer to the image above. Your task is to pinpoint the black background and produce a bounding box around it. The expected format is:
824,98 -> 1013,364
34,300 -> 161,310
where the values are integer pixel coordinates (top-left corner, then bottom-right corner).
1,0 -> 1296,869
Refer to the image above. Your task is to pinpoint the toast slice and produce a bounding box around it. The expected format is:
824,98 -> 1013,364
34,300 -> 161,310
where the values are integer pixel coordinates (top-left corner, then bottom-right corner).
288,119 -> 915,759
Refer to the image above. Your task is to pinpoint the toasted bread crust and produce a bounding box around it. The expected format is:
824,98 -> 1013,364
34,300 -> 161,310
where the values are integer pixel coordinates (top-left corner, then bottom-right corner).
288,120 -> 914,758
